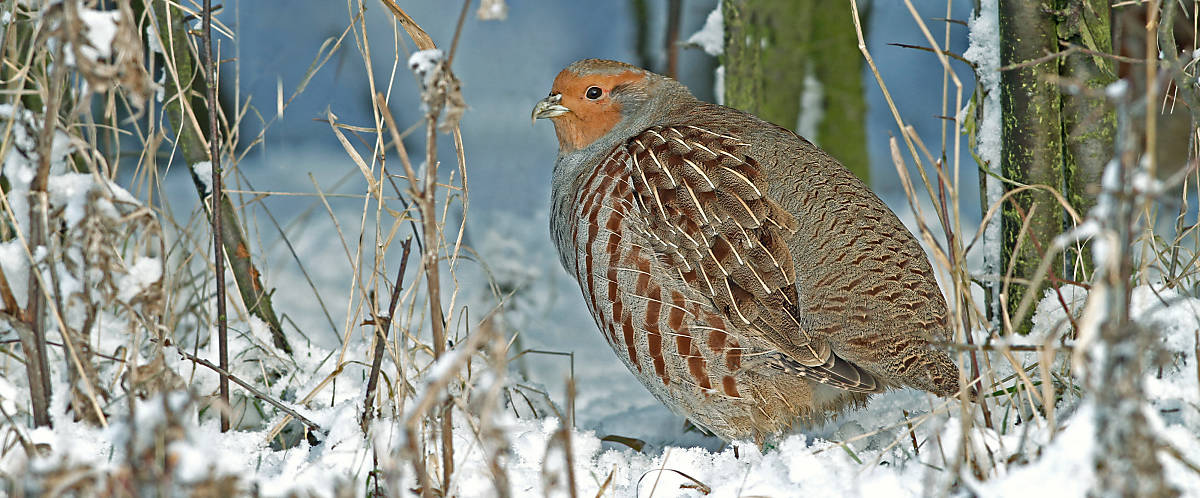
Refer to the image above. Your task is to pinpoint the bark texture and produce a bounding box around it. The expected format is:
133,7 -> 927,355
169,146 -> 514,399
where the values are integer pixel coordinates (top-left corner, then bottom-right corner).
999,0 -> 1113,333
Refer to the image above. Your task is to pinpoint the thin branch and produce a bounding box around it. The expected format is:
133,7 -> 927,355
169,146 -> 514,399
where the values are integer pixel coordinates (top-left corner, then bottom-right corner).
361,238 -> 412,432
1059,40 -> 1147,65
1000,46 -> 1077,72
446,0 -> 472,67
167,342 -> 324,438
887,42 -> 977,68
200,0 -> 230,434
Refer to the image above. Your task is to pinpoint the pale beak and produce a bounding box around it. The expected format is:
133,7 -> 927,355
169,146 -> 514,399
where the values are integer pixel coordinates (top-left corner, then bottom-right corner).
531,93 -> 570,124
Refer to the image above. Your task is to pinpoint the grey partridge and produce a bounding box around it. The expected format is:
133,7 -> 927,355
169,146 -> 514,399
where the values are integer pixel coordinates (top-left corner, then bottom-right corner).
532,59 -> 965,442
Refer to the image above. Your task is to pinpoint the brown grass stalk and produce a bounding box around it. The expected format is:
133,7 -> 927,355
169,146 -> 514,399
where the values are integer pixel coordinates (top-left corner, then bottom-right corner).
198,0 -> 230,434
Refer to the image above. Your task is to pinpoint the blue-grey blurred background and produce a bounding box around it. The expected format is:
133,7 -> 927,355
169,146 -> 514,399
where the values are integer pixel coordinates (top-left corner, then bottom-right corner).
228,0 -> 976,212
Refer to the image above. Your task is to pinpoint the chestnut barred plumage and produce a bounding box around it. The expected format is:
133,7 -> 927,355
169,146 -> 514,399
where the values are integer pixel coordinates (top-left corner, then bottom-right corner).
534,59 -> 966,441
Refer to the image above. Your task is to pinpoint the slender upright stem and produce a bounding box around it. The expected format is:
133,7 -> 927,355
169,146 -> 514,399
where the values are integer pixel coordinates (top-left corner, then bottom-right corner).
22,48 -> 63,430
1144,0 -> 1160,180
200,0 -> 229,432
362,239 -> 412,432
423,117 -> 453,495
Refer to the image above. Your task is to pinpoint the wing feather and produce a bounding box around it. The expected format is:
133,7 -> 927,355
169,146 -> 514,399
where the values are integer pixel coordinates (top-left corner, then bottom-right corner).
622,125 -> 881,393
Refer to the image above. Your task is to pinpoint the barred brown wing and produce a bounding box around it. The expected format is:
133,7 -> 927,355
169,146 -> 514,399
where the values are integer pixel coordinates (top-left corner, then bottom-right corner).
620,125 -> 881,393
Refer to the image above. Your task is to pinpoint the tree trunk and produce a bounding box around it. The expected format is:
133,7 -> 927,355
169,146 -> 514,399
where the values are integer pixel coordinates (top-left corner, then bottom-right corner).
1088,88 -> 1178,498
809,3 -> 869,180
999,1 -> 1064,334
1060,0 -> 1115,279
722,0 -> 869,181
998,0 -> 1113,333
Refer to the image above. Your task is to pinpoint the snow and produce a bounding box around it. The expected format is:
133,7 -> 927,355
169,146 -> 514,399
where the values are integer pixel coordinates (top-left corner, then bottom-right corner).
1025,284 -> 1088,345
424,348 -> 462,381
796,63 -> 823,144
1129,286 -> 1200,354
144,24 -> 164,55
0,104 -> 73,189
192,160 -> 213,193
1106,79 -> 1130,98
47,173 -> 97,227
117,257 -> 162,302
408,48 -> 445,89
0,241 -> 30,307
0,376 -> 21,417
983,403 -> 1097,497
1132,168 -> 1164,195
1085,157 -> 1124,267
21,319 -> 1200,498
963,0 -> 1002,324
686,4 -> 724,57
77,8 -> 121,62
688,4 -> 725,105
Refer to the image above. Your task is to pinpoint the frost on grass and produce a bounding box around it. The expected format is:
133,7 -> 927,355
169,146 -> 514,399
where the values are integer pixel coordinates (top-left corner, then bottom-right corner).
42,3 -> 155,107
476,0 -> 508,21
408,48 -> 466,131
409,49 -> 445,89
76,7 -> 121,62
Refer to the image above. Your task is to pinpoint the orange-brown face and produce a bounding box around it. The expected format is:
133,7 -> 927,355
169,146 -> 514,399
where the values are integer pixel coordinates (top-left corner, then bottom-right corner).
534,69 -> 647,152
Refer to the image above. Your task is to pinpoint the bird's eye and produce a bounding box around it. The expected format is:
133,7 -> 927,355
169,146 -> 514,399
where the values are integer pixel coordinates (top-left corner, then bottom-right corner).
585,86 -> 603,100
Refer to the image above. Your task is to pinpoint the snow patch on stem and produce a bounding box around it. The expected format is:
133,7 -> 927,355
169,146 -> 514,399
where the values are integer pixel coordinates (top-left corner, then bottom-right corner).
963,0 -> 1002,321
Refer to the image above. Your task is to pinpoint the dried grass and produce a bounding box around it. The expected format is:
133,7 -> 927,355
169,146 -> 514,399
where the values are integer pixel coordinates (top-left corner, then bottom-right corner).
0,0 -> 1197,496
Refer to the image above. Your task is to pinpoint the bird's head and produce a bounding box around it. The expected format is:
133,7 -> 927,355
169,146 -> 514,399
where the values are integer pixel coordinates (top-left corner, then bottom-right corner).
532,59 -> 687,153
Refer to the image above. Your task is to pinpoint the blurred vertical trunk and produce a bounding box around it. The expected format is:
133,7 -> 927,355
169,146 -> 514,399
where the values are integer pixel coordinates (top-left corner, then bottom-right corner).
630,0 -> 653,70
1113,2 -> 1195,188
998,0 -> 1113,333
665,0 -> 682,78
1089,73 -> 1178,498
1091,2 -> 1193,493
722,0 -> 869,181
809,2 -> 869,180
628,0 -> 683,78
1060,0 -> 1115,279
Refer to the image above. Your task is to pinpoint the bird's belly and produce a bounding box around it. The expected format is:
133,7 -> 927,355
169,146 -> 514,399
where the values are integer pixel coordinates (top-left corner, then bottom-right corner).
560,154 -> 845,440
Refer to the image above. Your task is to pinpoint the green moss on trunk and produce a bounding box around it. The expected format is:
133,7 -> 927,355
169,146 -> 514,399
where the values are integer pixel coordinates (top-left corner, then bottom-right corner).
1000,1 -> 1064,334
998,0 -> 1114,333
809,3 -> 868,180
1059,0 -> 1114,280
